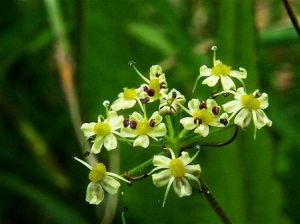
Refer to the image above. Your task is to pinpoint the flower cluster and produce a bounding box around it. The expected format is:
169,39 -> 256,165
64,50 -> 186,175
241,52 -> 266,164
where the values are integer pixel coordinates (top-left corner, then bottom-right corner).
76,46 -> 272,207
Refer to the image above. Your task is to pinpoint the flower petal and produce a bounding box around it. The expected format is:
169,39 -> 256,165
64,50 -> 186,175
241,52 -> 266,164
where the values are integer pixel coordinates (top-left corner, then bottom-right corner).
185,164 -> 201,178
104,134 -> 117,150
199,65 -> 212,77
173,177 -> 192,198
178,151 -> 191,165
81,122 -> 96,138
234,108 -> 251,128
222,100 -> 242,114
91,136 -> 104,154
194,124 -> 209,137
206,99 -> 218,109
202,75 -> 220,87
229,67 -> 247,79
86,182 -> 104,205
148,123 -> 167,138
107,111 -> 124,130
101,176 -> 120,195
111,99 -> 123,111
234,87 -> 246,100
149,111 -> 163,124
120,128 -> 137,138
180,117 -> 196,130
153,155 -> 171,168
133,135 -> 150,148
258,93 -> 269,109
130,112 -> 144,122
187,99 -> 200,112
252,109 -> 272,129
220,75 -> 236,90
152,169 -> 172,187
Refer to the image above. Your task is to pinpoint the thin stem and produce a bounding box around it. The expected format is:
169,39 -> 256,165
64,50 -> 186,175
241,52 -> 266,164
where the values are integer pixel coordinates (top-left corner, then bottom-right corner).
165,115 -> 174,139
282,0 -> 300,36
199,176 -> 232,224
181,125 -> 239,151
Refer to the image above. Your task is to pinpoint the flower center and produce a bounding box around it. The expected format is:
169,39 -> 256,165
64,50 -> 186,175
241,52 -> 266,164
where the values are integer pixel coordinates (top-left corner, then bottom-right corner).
241,95 -> 261,110
169,159 -> 185,177
149,78 -> 161,98
89,163 -> 107,182
136,121 -> 150,135
123,88 -> 137,100
93,122 -> 111,136
212,63 -> 231,76
193,110 -> 214,124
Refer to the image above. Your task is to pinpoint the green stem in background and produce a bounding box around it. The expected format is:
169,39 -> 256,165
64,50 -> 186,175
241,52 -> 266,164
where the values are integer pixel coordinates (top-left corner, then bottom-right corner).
178,129 -> 189,139
180,126 -> 239,151
165,115 -> 174,140
199,176 -> 232,224
43,0 -> 95,162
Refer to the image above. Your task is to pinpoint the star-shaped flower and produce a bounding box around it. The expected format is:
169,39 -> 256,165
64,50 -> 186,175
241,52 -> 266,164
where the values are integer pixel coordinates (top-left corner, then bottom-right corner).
149,148 -> 201,207
222,87 -> 272,135
75,157 -> 130,205
81,111 -> 124,154
111,87 -> 144,111
120,111 -> 167,148
199,60 -> 247,91
134,65 -> 168,101
159,88 -> 186,115
180,99 -> 228,137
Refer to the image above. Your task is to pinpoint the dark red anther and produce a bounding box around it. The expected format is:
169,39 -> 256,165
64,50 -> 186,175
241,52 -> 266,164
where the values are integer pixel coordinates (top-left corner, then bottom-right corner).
172,91 -> 177,99
141,97 -> 150,104
123,118 -> 130,127
212,106 -> 220,115
194,118 -> 202,125
155,73 -> 160,77
149,119 -> 155,127
199,101 -> 207,110
143,86 -> 149,92
255,92 -> 261,98
160,83 -> 167,89
147,88 -> 155,97
223,92 -> 230,97
130,120 -> 137,129
220,118 -> 228,126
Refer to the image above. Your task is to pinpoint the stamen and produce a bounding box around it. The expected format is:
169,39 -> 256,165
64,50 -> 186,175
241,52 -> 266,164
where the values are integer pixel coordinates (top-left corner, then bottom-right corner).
130,120 -> 137,129
149,119 -> 156,127
211,45 -> 218,65
130,63 -> 150,83
143,86 -> 148,92
199,101 -> 207,110
140,97 -> 150,104
102,100 -> 110,107
255,92 -> 261,98
194,118 -> 202,125
160,83 -> 167,89
123,118 -> 130,127
220,118 -> 228,126
223,92 -> 230,97
172,91 -> 177,99
146,89 -> 155,97
212,106 -> 220,115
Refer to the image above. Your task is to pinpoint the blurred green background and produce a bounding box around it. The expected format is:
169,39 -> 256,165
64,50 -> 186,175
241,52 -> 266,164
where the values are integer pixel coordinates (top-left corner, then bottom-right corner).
1,0 -> 300,223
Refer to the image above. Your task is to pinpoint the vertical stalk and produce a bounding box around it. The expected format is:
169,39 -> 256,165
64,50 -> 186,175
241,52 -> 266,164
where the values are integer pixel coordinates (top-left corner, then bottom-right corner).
165,115 -> 175,140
